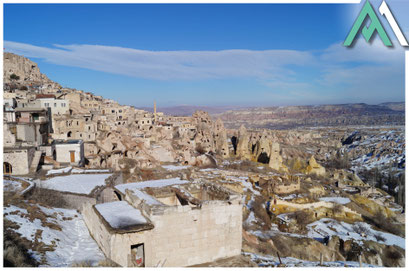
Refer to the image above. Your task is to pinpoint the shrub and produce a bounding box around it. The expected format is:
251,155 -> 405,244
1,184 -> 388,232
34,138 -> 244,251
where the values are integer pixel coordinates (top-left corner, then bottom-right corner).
325,151 -> 351,169
10,73 -> 20,80
251,196 -> 272,230
332,203 -> 343,214
294,210 -> 312,229
3,220 -> 38,267
352,223 -> 369,236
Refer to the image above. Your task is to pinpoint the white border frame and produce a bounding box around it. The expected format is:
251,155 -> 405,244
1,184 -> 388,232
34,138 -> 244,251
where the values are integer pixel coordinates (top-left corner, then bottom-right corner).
1,1 -> 407,270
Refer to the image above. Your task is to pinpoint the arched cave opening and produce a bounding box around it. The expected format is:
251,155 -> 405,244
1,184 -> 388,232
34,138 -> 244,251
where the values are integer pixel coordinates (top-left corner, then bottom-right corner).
257,152 -> 270,164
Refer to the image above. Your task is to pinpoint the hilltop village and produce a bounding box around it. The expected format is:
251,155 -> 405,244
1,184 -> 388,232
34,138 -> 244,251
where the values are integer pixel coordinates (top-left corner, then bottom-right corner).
3,52 -> 405,267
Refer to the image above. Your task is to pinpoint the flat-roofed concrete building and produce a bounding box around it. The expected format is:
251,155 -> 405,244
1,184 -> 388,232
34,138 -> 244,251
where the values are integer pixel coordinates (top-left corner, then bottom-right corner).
53,139 -> 85,166
82,179 -> 242,267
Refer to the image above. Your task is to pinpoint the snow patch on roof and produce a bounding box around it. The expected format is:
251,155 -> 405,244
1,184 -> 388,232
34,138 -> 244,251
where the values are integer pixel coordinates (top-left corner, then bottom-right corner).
35,174 -> 111,195
95,201 -> 148,229
46,166 -> 72,176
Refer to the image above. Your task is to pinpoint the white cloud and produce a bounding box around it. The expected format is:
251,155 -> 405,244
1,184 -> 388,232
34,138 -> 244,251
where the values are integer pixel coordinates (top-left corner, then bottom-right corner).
321,35 -> 405,64
4,41 -> 314,80
4,38 -> 405,105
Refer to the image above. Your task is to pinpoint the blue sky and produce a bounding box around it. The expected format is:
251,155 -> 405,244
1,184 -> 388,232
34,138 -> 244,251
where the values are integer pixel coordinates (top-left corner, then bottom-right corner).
4,1 -> 408,107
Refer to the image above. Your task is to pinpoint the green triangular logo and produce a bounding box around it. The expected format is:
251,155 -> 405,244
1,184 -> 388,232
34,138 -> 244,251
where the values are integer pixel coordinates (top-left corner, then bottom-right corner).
344,0 -> 392,47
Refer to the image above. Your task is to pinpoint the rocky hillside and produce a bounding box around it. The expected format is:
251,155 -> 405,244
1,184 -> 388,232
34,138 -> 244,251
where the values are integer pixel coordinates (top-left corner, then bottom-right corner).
378,102 -> 405,112
214,103 -> 405,129
3,52 -> 58,86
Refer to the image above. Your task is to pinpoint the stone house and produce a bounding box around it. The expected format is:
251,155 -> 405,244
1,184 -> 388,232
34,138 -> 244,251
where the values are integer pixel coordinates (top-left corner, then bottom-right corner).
14,108 -> 50,146
62,92 -> 81,106
272,179 -> 300,194
81,99 -> 101,111
82,179 -> 242,267
52,114 -> 97,141
53,139 -> 85,166
3,146 -> 37,175
33,95 -> 69,115
253,175 -> 301,196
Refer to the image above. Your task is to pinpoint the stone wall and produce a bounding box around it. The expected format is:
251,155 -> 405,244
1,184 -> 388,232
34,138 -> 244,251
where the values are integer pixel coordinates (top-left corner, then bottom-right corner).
273,181 -> 300,194
16,124 -> 37,144
83,199 -> 242,267
34,188 -> 97,210
3,147 -> 35,175
3,123 -> 16,147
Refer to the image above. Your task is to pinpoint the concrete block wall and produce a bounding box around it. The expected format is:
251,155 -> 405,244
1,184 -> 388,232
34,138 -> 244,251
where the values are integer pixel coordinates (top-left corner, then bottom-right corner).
82,199 -> 242,267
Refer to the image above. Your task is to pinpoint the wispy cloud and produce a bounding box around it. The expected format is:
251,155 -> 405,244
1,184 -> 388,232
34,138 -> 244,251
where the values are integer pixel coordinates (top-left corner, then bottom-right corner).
4,37 -> 405,105
4,41 -> 314,80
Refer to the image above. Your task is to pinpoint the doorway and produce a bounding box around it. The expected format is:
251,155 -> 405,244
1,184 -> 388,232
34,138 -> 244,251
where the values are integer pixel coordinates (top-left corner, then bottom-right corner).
3,162 -> 12,174
70,151 -> 75,163
130,244 -> 144,267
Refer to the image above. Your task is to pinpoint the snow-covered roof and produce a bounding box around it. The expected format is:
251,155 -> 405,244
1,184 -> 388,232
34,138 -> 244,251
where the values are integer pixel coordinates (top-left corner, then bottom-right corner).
95,201 -> 152,232
46,166 -> 72,176
35,174 -> 111,195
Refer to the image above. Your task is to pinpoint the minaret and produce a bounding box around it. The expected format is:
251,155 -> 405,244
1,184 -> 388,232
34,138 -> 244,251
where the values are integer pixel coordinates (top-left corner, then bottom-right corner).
154,101 -> 157,123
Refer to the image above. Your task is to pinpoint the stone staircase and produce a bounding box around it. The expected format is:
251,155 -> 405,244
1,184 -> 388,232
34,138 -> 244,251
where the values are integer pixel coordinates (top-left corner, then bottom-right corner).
29,151 -> 43,173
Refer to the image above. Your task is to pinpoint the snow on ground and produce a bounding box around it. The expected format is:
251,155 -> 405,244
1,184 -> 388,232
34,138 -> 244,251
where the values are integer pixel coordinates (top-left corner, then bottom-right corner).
228,176 -> 261,196
95,201 -> 148,229
243,252 -> 378,267
244,211 -> 257,226
199,168 -> 218,172
20,179 -> 35,195
162,165 -> 190,171
319,197 -> 351,204
4,204 -> 105,267
343,129 -> 405,176
4,178 -> 35,195
4,179 -> 22,192
46,167 -> 72,176
280,194 -> 299,200
307,218 -> 405,249
34,174 -> 111,195
71,168 -> 111,174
